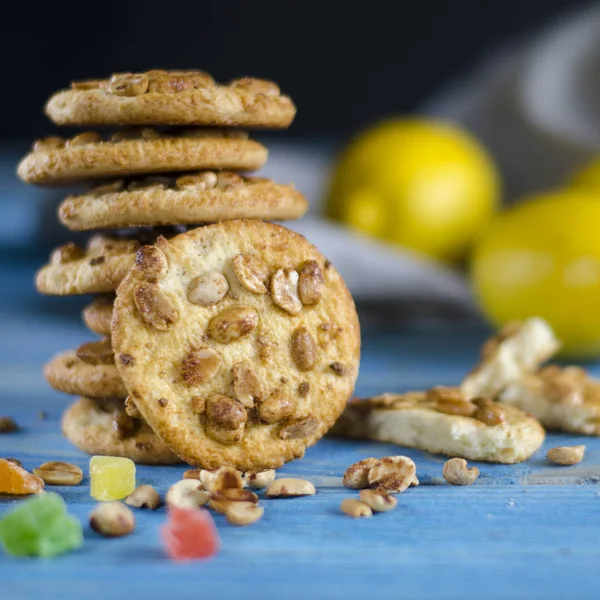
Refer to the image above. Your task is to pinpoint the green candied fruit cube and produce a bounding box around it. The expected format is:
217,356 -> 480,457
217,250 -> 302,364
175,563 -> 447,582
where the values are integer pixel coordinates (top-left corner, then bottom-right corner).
0,492 -> 83,557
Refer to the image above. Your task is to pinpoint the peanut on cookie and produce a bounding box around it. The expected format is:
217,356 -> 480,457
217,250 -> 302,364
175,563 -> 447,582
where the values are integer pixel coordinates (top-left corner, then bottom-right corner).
112,220 -> 360,471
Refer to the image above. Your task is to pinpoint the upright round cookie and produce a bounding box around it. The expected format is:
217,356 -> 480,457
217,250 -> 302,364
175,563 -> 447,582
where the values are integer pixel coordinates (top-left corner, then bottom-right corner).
112,221 -> 361,471
59,173 -> 308,231
45,71 -> 296,128
82,296 -> 114,336
17,128 -> 267,185
62,397 -> 180,465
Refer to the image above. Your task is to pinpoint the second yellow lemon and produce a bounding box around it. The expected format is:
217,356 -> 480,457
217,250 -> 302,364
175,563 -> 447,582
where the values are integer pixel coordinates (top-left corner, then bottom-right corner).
326,118 -> 500,263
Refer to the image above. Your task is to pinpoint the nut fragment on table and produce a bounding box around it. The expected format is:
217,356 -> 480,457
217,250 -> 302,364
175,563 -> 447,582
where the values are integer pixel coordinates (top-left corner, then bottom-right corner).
359,489 -> 398,512
244,470 -> 276,490
547,445 -> 586,466
89,502 -> 135,537
367,456 -> 416,494
125,484 -> 161,509
343,457 -> 380,489
265,478 -> 316,498
166,479 -> 209,508
33,461 -> 83,485
442,458 -> 479,486
0,417 -> 18,433
223,501 -> 264,525
340,498 -> 372,518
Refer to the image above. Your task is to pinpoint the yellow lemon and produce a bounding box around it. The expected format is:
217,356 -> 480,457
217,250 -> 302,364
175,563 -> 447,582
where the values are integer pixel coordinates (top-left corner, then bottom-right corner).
325,118 -> 500,263
472,191 -> 600,358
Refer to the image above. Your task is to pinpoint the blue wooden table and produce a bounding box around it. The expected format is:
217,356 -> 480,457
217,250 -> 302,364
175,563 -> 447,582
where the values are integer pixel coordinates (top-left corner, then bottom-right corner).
1,258 -> 600,600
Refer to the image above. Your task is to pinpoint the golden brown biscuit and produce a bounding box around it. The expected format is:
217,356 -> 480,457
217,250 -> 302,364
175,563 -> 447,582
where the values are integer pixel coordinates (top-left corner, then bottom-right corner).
82,295 -> 114,336
500,366 -> 600,435
17,128 -> 267,185
112,221 -> 360,471
62,397 -> 181,465
45,71 -> 295,128
44,342 -> 127,399
331,387 -> 545,464
58,172 -> 308,231
36,235 -> 139,296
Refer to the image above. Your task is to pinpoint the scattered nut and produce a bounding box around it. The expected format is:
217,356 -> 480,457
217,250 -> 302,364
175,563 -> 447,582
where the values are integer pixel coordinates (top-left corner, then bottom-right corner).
183,468 -> 202,480
343,458 -> 380,489
33,461 -> 83,486
547,445 -> 586,466
442,458 -> 480,485
133,282 -> 178,330
258,391 -> 296,423
134,245 -> 168,282
66,131 -> 102,147
199,469 -> 217,491
89,502 -> 135,537
76,339 -> 114,365
108,73 -> 149,96
291,326 -> 317,371
166,479 -> 209,509
244,470 -> 276,489
298,260 -> 324,305
208,306 -> 259,343
265,478 -> 316,498
368,456 -> 416,494
271,268 -> 302,315
223,501 -> 264,525
0,417 -> 18,433
180,348 -> 221,386
359,489 -> 398,512
51,242 -> 84,265
232,254 -> 270,294
125,484 -> 161,509
278,416 -> 319,439
187,272 -> 229,306
124,396 -> 142,419
212,466 -> 244,491
340,498 -> 372,518
472,398 -> 505,426
232,360 -> 265,407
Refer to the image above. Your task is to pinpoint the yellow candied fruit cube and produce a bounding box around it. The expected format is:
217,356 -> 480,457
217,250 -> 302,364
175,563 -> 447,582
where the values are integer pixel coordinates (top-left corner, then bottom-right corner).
90,456 -> 136,501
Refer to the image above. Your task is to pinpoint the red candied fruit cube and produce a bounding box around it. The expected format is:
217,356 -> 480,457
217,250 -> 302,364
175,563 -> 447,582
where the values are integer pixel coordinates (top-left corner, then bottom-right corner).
161,507 -> 220,561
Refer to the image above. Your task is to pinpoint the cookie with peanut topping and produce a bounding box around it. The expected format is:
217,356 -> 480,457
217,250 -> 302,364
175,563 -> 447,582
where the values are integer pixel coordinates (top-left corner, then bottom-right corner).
44,340 -> 127,398
82,295 -> 114,336
45,70 -> 296,129
500,365 -> 600,435
58,172 -> 308,231
112,220 -> 360,471
330,387 -> 545,464
17,128 -> 267,185
62,397 -> 180,465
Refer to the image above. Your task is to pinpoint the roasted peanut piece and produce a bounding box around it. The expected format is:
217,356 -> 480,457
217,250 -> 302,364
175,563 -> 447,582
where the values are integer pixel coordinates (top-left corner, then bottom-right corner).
89,502 -> 135,537
199,469 -> 217,491
343,458 -> 380,489
258,391 -> 296,423
66,131 -> 102,147
224,501 -> 264,525
208,306 -> 259,343
271,268 -> 302,315
427,386 -> 476,417
166,479 -> 209,509
442,458 -> 479,485
124,396 -> 142,419
547,445 -> 586,466
183,468 -> 202,480
265,478 -> 316,498
278,416 -> 319,439
134,245 -> 168,282
212,466 -> 244,491
232,254 -> 270,294
206,395 -> 248,430
125,484 -> 161,509
340,498 -> 372,518
0,417 -> 18,433
298,260 -> 324,305
76,339 -> 114,365
181,348 -> 221,386
33,461 -> 83,486
187,272 -> 229,306
359,489 -> 398,512
244,470 -> 276,490
368,456 -> 416,494
108,73 -> 149,96
34,136 -> 65,152
133,282 -> 178,330
51,242 -> 84,264
291,326 -> 317,371
472,398 -> 505,426
232,360 -> 264,407
176,171 -> 218,190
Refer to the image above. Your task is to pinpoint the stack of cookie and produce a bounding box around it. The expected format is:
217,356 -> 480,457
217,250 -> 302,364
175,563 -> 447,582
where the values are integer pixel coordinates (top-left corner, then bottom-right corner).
18,70 -> 361,470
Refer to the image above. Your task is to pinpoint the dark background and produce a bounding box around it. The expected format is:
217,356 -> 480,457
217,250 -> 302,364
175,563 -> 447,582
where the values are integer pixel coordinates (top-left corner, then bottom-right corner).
1,0 -> 591,140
